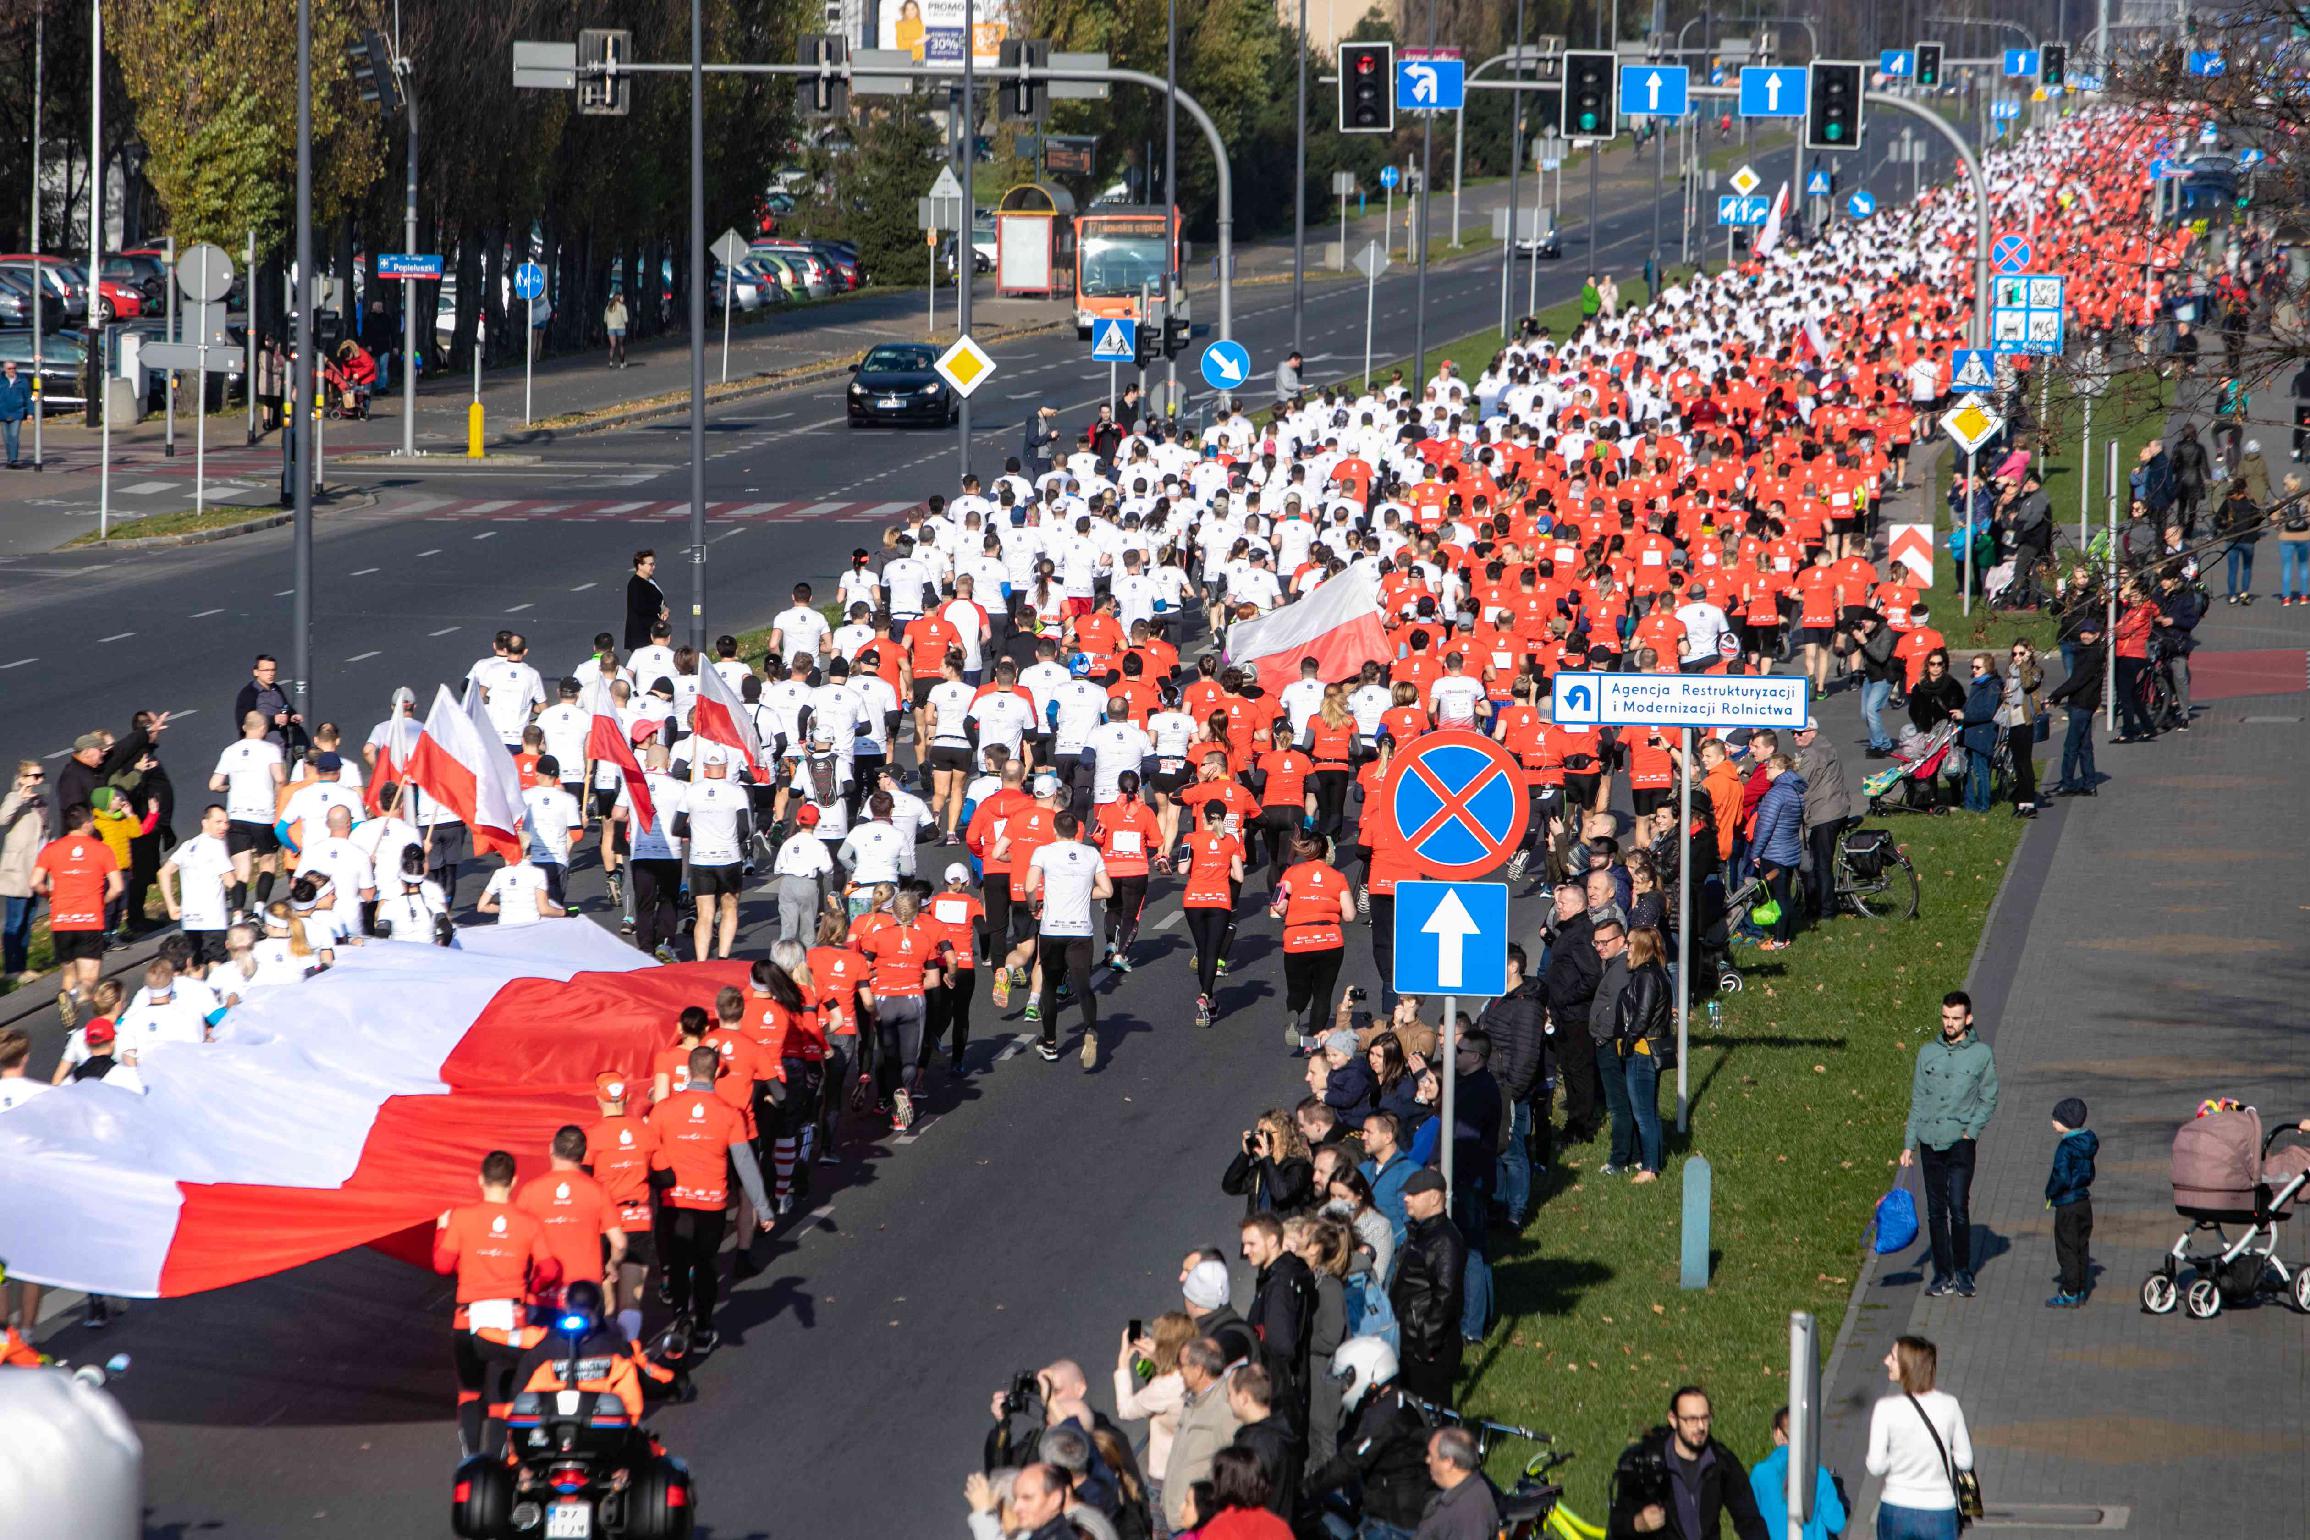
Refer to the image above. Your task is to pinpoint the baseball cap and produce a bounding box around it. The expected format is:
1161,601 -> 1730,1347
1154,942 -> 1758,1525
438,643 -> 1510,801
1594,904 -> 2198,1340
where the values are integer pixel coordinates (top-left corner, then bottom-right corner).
1032,773 -> 1060,797
73,732 -> 104,753
83,1019 -> 116,1048
1402,1168 -> 1447,1197
594,1072 -> 630,1102
944,862 -> 971,884
1183,1259 -> 1231,1311
629,718 -> 661,745
796,804 -> 822,827
314,750 -> 343,771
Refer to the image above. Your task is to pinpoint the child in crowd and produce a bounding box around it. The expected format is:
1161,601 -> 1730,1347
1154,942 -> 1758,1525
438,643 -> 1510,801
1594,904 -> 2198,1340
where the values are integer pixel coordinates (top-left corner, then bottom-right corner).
2045,1096 -> 2097,1307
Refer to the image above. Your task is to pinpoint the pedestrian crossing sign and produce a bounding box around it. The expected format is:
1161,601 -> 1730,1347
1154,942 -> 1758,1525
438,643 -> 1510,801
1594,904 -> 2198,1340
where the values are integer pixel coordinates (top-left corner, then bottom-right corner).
1949,348 -> 1995,393
1091,318 -> 1138,363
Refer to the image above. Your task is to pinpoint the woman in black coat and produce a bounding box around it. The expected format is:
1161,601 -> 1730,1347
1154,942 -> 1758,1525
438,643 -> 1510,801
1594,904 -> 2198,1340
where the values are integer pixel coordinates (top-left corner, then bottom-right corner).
1611,928 -> 1675,1181
1222,1109 -> 1316,1217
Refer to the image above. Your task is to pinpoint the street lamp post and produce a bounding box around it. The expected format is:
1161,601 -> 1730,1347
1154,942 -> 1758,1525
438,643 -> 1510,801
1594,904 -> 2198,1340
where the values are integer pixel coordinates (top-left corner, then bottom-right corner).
1413,0 -> 1435,388
1292,0 -> 1306,356
90,0 -> 110,539
1498,0 -> 1528,340
686,0 -> 707,650
29,1 -> 42,472
293,0 -> 316,722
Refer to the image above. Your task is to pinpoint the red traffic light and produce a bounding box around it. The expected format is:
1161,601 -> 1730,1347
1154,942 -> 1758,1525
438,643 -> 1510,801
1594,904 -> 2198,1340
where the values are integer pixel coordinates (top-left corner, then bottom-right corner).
1355,53 -> 1378,74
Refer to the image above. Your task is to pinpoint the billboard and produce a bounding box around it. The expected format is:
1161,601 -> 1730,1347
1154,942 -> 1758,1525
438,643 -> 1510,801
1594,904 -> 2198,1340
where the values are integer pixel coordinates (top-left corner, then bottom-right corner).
881,0 -> 1007,64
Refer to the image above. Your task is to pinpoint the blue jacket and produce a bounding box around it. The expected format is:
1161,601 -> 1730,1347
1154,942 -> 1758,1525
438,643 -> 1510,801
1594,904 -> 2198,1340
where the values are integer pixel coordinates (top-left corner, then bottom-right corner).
1958,673 -> 2003,756
0,373 -> 31,422
1752,771 -> 1806,867
1749,1446 -> 1847,1540
2045,1127 -> 2098,1208
1362,1149 -> 1418,1246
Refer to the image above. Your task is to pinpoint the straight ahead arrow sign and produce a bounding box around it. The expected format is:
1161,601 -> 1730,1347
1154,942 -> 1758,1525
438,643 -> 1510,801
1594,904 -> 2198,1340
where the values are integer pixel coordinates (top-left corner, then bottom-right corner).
1645,69 -> 1664,110
1766,72 -> 1783,111
1421,887 -> 1481,990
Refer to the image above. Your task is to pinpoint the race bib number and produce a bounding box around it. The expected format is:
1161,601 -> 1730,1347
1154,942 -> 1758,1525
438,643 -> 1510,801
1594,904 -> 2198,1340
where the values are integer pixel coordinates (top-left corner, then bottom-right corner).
1112,829 -> 1144,855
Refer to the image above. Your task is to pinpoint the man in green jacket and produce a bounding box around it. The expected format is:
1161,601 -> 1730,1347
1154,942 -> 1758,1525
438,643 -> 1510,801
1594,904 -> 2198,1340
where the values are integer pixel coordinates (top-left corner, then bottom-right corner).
1899,989 -> 1999,1297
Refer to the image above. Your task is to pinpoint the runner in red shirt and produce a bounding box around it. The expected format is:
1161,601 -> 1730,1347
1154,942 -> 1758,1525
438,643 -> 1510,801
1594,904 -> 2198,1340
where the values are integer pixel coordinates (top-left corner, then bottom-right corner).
514,1126 -> 628,1314
856,889 -> 944,1128
1250,721 -> 1315,889
1179,801 -> 1246,1026
585,1073 -> 658,1333
745,946 -> 823,1214
922,866 -> 985,1068
1092,771 -> 1159,970
432,1149 -> 562,1456
645,1045 -> 771,1348
34,804 -> 122,1012
1269,835 -> 1355,1049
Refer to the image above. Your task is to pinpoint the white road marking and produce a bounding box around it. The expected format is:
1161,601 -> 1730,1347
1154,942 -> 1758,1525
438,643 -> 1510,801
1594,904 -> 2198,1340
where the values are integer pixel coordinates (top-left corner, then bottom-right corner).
346,650 -> 381,663
0,657 -> 36,670
507,602 -> 533,613
416,548 -> 442,557
1153,910 -> 1184,930
429,625 -> 461,637
97,631 -> 134,643
472,531 -> 496,541
350,566 -> 380,576
595,502 -> 648,515
189,608 -> 224,618
726,503 -> 777,517
570,581 -> 597,592
465,500 -> 514,514
118,480 -> 174,496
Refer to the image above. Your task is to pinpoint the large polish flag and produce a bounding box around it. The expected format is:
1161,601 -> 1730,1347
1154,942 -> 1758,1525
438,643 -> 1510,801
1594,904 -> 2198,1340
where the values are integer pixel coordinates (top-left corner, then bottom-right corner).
1223,559 -> 1393,692
0,925 -> 753,1298
1757,180 -> 1791,256
582,677 -> 655,831
404,683 -> 527,860
688,658 -> 767,778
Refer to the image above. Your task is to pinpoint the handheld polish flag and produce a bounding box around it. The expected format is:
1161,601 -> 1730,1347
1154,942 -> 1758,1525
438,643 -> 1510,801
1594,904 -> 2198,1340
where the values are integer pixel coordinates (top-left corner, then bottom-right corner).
403,683 -> 527,861
364,686 -> 422,817
582,676 -> 654,832
1221,558 -> 1394,692
1757,180 -> 1791,256
689,656 -> 768,779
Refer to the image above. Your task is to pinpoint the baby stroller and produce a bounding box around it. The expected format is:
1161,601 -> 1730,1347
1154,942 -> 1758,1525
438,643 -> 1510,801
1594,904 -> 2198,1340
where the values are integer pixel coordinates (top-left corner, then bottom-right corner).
1862,720 -> 1960,815
2141,1102 -> 2310,1319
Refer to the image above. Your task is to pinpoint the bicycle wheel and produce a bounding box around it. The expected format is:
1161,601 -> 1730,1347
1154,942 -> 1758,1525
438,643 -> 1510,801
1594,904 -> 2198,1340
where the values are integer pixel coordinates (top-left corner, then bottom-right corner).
1843,854 -> 1920,921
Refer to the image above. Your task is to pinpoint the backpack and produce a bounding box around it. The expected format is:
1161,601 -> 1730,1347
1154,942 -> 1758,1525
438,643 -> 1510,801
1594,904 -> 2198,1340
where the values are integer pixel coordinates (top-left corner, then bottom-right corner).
1345,1272 -> 1399,1351
1870,1186 -> 1920,1255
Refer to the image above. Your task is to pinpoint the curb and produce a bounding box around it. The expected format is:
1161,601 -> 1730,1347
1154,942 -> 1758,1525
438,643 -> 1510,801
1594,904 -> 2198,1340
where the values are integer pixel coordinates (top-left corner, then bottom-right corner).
61,490 -> 381,551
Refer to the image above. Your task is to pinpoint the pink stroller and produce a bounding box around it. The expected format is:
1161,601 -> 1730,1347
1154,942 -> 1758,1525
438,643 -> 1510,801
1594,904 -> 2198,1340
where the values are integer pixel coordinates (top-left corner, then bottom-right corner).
2141,1103 -> 2310,1319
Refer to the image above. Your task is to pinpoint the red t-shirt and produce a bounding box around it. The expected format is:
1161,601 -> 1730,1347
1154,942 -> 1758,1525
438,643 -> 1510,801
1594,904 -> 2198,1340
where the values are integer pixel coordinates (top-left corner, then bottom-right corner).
432,1200 -> 560,1329
35,835 -> 116,931
514,1168 -> 621,1290
585,1115 -> 659,1226
646,1088 -> 749,1210
1181,830 -> 1243,908
859,920 -> 936,999
1276,860 -> 1348,953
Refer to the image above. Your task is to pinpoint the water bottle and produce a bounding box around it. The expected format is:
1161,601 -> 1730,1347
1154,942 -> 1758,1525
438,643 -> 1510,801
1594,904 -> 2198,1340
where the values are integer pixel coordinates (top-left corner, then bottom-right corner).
1705,999 -> 1723,1031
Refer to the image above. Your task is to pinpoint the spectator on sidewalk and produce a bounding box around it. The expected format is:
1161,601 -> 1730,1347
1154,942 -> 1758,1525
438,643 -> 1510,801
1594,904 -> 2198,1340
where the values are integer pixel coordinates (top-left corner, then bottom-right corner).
1852,613 -> 1901,759
2215,474 -> 2262,604
1,760 -> 54,982
2278,470 -> 2310,605
1864,1337 -> 1973,1540
2043,622 -> 2105,798
2000,642 -> 2044,818
1481,943 -> 1548,1226
1388,1169 -> 1465,1407
0,359 -> 32,468
1608,1386 -> 1771,1540
2044,1097 -> 2097,1308
1748,1405 -> 1847,1540
604,291 -> 629,367
1413,1426 -> 1500,1540
1790,719 -> 1850,921
1899,991 -> 1999,1298
1024,404 -> 1061,480
1274,352 -> 1303,405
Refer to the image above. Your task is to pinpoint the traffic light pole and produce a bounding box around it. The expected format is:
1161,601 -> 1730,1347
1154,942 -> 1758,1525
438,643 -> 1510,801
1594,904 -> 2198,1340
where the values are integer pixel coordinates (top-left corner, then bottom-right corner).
1291,0 -> 1306,357
959,0 -> 976,484
1413,0 -> 1437,389
687,0 -> 707,649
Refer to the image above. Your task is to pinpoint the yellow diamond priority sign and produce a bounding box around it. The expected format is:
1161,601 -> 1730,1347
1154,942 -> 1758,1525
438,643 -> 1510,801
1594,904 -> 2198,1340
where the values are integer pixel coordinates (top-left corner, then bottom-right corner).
1728,164 -> 1761,198
1940,397 -> 2003,456
934,334 -> 997,399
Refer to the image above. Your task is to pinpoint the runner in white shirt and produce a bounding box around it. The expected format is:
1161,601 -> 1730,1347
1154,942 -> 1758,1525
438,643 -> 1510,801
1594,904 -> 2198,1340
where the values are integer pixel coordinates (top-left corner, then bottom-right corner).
923,654 -> 979,838
210,710 -> 287,914
534,681 -> 592,799
769,818 -> 836,943
1083,704 -> 1153,807
940,583 -> 993,681
1427,656 -> 1489,728
1277,659 -> 1328,737
679,755 -> 751,960
373,845 -> 452,944
521,767 -> 586,906
836,794 -> 908,891
478,855 -> 561,927
293,807 -> 377,941
471,637 -> 548,748
277,757 -> 365,854
1022,813 -> 1111,1066
970,666 -> 1040,769
110,960 -> 212,1054
617,744 -> 689,959
159,804 -> 237,962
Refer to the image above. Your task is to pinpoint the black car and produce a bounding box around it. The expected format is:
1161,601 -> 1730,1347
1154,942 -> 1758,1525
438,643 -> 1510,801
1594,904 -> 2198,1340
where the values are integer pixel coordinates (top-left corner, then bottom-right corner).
847,342 -> 955,427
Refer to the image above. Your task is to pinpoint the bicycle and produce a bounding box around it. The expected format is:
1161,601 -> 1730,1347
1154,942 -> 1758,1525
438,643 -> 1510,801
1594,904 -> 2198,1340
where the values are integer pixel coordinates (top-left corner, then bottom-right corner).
1725,828 -> 1920,933
1408,1401 -> 1604,1540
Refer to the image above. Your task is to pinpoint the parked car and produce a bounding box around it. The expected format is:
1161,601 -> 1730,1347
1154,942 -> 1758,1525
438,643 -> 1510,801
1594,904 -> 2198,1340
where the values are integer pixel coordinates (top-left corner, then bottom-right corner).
0,254 -> 140,320
1513,224 -> 1562,259
0,256 -> 87,319
749,242 -> 831,298
0,327 -> 87,401
737,255 -> 793,302
103,253 -> 170,311
847,342 -> 955,427
709,262 -> 771,312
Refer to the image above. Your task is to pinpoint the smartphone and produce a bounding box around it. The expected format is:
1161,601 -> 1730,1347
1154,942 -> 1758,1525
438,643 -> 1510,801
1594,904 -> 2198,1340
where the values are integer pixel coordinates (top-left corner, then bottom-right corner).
1127,1318 -> 1143,1341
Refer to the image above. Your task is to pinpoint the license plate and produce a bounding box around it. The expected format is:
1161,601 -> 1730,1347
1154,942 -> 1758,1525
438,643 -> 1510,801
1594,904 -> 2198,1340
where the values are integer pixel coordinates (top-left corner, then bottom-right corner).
545,1503 -> 593,1539
878,397 -> 905,408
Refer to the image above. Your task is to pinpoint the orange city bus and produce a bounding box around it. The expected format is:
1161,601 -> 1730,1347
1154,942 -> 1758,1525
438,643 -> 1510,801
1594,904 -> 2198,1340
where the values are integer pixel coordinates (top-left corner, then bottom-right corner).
1073,204 -> 1179,339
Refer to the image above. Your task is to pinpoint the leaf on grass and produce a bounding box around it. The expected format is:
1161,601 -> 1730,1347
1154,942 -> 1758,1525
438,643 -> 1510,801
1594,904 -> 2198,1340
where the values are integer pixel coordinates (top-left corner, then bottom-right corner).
1651,1303 -> 1665,1314
1818,1274 -> 1850,1285
1813,1064 -> 1827,1073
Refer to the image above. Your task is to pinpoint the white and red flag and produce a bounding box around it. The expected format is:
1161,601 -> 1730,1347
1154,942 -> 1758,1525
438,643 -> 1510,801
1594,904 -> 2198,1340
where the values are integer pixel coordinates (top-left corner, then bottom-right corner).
404,683 -> 526,861
688,657 -> 768,778
1223,560 -> 1394,692
582,676 -> 655,831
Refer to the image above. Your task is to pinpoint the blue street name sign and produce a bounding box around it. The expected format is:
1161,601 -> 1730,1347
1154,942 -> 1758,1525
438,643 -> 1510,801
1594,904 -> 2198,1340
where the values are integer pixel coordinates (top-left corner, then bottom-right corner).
1738,66 -> 1807,118
379,253 -> 445,281
1393,881 -> 1509,997
1550,670 -> 1809,729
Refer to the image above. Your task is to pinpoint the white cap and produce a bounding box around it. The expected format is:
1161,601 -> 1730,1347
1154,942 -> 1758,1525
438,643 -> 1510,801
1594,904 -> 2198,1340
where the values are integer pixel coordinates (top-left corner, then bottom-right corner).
944,863 -> 971,884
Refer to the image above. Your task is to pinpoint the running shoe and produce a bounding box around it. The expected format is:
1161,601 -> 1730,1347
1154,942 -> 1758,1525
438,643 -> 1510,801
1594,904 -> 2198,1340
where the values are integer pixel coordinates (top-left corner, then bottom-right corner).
1079,1030 -> 1098,1069
1214,957 -> 1232,977
892,1088 -> 914,1130
1505,849 -> 1529,881
1196,994 -> 1214,1028
1112,952 -> 1133,974
1037,1041 -> 1060,1062
1023,1002 -> 1042,1023
1356,885 -> 1371,919
990,970 -> 1012,1009
692,1327 -> 721,1355
774,1193 -> 795,1218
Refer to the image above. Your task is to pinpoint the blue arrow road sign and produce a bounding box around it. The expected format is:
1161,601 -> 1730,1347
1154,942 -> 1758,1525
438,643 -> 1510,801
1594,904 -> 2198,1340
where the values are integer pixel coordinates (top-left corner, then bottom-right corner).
1090,317 -> 1137,363
1199,338 -> 1252,392
1949,348 -> 1996,393
1393,881 -> 1509,997
1991,233 -> 2033,274
1396,56 -> 1465,111
1990,99 -> 2022,120
1378,164 -> 1400,190
1846,190 -> 1876,219
2186,50 -> 2225,77
1619,64 -> 1689,117
2239,147 -> 2265,168
1879,49 -> 1913,78
1715,195 -> 1768,226
512,261 -> 547,302
378,253 -> 445,281
1738,66 -> 1806,118
2003,48 -> 2039,77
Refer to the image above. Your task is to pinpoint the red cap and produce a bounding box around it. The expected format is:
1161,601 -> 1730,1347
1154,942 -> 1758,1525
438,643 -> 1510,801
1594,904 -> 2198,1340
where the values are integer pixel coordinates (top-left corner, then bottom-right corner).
594,1072 -> 630,1101
796,804 -> 821,827
629,719 -> 661,745
83,1018 -> 117,1047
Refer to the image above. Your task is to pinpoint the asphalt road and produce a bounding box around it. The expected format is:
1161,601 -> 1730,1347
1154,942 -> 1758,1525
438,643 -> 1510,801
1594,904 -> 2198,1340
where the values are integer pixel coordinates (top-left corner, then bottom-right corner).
12,129 -> 1957,1540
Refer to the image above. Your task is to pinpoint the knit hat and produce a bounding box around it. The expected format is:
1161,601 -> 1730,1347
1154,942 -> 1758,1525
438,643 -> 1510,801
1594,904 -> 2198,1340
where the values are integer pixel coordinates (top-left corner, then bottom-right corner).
1182,1259 -> 1230,1311
2053,1097 -> 2088,1129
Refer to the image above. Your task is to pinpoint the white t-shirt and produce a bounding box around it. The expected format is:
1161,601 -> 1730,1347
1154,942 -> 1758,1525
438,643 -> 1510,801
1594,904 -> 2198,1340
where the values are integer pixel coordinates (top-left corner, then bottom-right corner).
969,690 -> 1036,757
683,780 -> 749,867
376,876 -> 450,941
1429,674 -> 1487,727
772,831 -> 836,879
166,832 -> 235,931
115,995 -> 209,1050
1030,840 -> 1104,937
471,658 -> 547,744
279,780 -> 365,843
1674,600 -> 1734,663
772,605 -> 832,664
535,702 -> 592,782
1084,721 -> 1152,803
927,681 -> 977,747
482,863 -> 552,925
213,739 -> 285,822
0,1077 -> 52,1112
521,784 -> 585,866
807,683 -> 868,760
1866,1390 -> 1972,1512
838,821 -> 906,886
624,774 -> 688,862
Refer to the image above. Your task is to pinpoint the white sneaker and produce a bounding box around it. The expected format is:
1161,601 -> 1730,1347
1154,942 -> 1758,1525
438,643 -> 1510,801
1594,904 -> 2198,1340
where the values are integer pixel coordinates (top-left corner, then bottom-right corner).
892,1087 -> 914,1130
1079,1030 -> 1098,1069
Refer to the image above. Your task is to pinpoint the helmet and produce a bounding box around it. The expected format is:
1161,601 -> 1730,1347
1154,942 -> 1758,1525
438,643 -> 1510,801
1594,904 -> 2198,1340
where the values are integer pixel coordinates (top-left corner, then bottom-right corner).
1330,1336 -> 1398,1413
557,1279 -> 606,1335
1067,653 -> 1094,678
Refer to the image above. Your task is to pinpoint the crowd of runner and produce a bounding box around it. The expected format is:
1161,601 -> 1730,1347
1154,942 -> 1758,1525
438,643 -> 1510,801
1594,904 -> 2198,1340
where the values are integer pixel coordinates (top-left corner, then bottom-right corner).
3,100 -> 2262,1540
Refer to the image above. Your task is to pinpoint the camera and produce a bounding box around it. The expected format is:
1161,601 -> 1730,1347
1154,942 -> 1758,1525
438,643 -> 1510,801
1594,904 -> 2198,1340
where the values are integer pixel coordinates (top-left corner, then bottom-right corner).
1347,985 -> 1369,1003
1000,1370 -> 1041,1418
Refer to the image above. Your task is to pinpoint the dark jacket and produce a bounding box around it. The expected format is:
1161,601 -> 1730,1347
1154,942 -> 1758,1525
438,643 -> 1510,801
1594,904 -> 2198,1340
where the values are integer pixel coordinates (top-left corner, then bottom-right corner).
1451,1066 -> 1504,1191
1543,912 -> 1602,1028
1196,1302 -> 1261,1370
1231,1412 -> 1304,1520
2045,1127 -> 2099,1208
1414,1472 -> 1504,1540
1906,672 -> 1965,736
233,678 -> 297,748
1223,1147 -> 1316,1218
1301,1386 -> 1434,1527
1024,413 -> 1061,474
1479,979 -> 1548,1102
1588,954 -> 1631,1046
624,573 -> 665,650
57,721 -> 154,818
1613,960 -> 1673,1060
1323,1058 -> 1381,1127
2157,585 -> 2205,654
2046,643 -> 2106,709
1246,1252 -> 1318,1409
1390,1212 -> 1467,1369
1958,673 -> 2004,757
1607,1427 -> 1770,1540
2170,430 -> 2211,493
1858,621 -> 1900,684
1750,772 -> 1805,868
0,372 -> 30,421
1303,1271 -> 1348,1462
